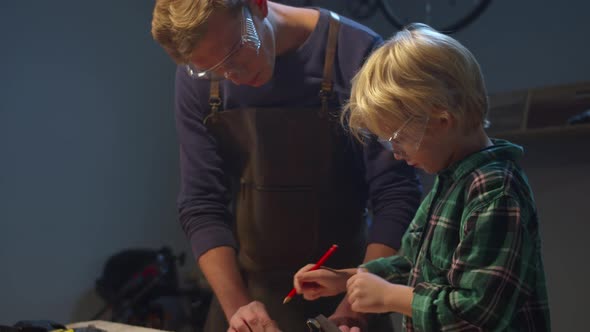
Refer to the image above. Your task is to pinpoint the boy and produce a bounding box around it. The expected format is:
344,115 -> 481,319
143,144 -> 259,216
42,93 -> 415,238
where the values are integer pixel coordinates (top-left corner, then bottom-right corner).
294,23 -> 551,331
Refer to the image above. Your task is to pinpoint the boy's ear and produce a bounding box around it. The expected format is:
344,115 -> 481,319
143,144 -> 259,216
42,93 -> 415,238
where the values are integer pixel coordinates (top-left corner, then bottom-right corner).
432,109 -> 456,131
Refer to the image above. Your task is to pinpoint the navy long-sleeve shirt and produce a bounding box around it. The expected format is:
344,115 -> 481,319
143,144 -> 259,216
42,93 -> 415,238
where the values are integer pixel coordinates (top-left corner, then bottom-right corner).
173,8 -> 422,260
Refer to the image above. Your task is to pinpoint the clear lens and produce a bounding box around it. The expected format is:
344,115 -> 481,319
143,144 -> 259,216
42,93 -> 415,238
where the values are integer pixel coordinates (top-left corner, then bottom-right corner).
185,6 -> 261,81
185,64 -> 226,81
378,115 -> 429,157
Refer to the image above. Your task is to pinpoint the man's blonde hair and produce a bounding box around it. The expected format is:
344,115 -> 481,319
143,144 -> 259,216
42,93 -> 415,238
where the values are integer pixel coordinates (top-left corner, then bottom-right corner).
344,23 -> 489,141
151,0 -> 242,64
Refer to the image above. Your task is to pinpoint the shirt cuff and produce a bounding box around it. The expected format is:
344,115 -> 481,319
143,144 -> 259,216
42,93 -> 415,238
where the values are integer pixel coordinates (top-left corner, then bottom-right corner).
189,224 -> 237,260
411,282 -> 443,331
361,257 -> 395,277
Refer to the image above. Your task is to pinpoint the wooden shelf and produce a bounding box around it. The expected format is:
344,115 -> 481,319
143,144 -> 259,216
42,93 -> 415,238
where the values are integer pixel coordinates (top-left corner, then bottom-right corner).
489,123 -> 590,140
487,81 -> 590,141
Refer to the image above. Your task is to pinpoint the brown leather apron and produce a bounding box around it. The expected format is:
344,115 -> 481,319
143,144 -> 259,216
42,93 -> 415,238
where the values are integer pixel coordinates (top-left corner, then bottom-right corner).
202,12 -> 370,331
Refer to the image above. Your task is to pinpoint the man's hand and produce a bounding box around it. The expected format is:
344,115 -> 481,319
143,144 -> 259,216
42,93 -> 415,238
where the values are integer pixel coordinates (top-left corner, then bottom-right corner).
294,264 -> 353,300
227,301 -> 282,332
336,327 -> 361,332
329,295 -> 368,332
347,269 -> 395,313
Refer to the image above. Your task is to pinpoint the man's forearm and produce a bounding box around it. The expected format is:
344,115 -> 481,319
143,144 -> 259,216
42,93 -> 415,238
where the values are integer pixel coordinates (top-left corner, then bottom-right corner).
364,243 -> 397,262
198,246 -> 251,320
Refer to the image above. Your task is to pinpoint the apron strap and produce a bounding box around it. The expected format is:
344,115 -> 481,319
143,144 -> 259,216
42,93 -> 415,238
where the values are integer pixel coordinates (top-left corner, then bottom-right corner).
209,80 -> 221,113
205,80 -> 222,124
320,11 -> 341,115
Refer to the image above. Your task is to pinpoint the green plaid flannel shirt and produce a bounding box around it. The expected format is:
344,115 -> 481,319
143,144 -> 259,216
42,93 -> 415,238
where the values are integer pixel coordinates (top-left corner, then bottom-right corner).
363,139 -> 550,331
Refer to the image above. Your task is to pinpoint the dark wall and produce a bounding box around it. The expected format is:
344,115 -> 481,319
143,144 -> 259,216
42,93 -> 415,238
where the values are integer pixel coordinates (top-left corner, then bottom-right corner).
319,0 -> 590,93
0,1 -> 188,323
1,1 -> 588,329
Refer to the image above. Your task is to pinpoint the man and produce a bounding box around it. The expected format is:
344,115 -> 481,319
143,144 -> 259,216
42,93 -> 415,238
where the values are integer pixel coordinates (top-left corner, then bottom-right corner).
151,1 -> 422,331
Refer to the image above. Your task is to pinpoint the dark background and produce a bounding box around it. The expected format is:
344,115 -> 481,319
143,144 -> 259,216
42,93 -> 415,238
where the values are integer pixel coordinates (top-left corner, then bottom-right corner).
1,1 -> 588,330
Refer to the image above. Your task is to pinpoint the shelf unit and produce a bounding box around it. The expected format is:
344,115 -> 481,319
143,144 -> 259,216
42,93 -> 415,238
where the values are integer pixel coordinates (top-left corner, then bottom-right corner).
487,81 -> 590,140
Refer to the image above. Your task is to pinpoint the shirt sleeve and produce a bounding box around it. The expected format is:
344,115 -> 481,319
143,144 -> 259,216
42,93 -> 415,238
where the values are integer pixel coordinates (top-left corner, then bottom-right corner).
411,195 -> 536,331
361,255 -> 412,285
174,67 -> 237,260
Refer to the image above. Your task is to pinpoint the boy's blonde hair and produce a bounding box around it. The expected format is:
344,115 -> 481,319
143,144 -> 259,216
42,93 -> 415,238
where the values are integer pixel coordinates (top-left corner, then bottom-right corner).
151,0 -> 242,64
344,23 -> 489,141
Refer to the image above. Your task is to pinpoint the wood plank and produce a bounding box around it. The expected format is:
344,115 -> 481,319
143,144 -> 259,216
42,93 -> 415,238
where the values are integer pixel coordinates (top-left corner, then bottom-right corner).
67,321 -> 169,332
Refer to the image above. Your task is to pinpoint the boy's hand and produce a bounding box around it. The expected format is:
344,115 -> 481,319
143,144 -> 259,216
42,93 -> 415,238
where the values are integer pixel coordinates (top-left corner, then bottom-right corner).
347,268 -> 394,313
294,264 -> 350,300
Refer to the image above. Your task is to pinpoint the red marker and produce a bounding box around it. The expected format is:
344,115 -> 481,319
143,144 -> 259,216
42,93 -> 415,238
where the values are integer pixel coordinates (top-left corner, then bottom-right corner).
283,244 -> 339,304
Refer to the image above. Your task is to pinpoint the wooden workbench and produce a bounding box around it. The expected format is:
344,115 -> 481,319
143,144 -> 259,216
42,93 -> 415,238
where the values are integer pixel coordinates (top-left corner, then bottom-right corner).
67,321 -> 169,332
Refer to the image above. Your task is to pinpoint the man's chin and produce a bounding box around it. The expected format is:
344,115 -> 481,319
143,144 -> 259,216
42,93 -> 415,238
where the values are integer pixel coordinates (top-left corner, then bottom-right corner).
250,71 -> 272,87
